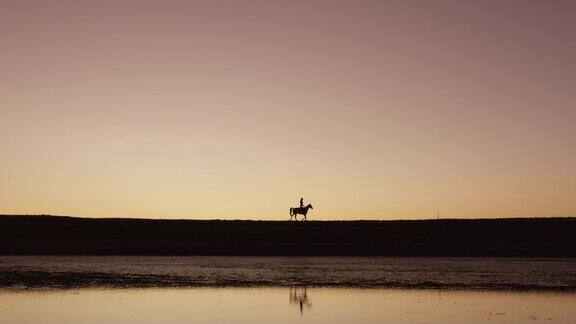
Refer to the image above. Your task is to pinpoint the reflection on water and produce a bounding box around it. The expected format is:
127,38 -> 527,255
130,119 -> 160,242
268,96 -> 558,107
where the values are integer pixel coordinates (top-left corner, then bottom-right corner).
1,256 -> 576,322
289,286 -> 311,315
1,287 -> 575,324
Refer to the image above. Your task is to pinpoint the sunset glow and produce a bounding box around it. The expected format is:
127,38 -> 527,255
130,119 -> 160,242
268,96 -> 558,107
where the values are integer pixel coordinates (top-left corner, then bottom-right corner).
1,1 -> 575,219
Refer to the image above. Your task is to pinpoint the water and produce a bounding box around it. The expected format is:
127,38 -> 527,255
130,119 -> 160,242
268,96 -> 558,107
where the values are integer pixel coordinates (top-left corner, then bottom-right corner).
1,256 -> 576,323
1,256 -> 575,290
1,287 -> 575,323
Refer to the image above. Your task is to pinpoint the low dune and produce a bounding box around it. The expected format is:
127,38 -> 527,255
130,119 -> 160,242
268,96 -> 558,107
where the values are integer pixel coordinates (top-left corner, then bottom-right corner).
0,215 -> 575,256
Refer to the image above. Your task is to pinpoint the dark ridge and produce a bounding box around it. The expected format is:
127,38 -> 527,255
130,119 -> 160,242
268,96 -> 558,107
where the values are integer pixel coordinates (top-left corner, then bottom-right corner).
1,215 -> 575,256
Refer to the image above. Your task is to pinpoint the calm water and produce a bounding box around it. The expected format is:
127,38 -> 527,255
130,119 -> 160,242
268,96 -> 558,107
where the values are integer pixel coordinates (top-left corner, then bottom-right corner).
1,256 -> 576,323
1,287 -> 575,323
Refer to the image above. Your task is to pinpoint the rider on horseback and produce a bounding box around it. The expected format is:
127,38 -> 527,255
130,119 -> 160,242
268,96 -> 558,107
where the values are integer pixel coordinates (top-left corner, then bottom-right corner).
290,197 -> 313,221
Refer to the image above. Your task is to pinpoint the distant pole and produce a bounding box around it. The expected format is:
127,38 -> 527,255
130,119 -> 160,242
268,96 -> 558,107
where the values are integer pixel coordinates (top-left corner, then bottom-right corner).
437,211 -> 440,220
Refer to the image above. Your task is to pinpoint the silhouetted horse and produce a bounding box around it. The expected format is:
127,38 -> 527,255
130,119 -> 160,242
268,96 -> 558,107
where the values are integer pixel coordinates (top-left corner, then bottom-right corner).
290,204 -> 313,221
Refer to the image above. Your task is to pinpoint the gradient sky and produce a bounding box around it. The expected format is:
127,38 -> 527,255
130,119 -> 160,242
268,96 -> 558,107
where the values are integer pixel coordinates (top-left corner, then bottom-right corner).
1,0 -> 575,220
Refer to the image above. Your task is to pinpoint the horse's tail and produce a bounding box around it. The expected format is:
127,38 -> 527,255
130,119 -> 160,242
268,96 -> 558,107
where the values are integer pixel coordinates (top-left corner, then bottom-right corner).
289,207 -> 293,216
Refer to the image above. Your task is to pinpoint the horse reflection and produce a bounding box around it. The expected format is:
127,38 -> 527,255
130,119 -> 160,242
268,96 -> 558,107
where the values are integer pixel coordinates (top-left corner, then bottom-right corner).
289,286 -> 312,315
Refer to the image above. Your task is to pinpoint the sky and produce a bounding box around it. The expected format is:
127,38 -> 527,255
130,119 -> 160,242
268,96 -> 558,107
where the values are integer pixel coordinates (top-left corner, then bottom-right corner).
1,0 -> 575,220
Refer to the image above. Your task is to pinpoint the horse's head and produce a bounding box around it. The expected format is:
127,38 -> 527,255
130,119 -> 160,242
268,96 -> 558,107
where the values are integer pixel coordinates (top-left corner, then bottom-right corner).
306,204 -> 313,209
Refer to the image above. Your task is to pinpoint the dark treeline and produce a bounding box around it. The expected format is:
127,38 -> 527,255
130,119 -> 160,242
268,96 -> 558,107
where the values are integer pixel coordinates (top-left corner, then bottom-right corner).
0,215 -> 575,256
